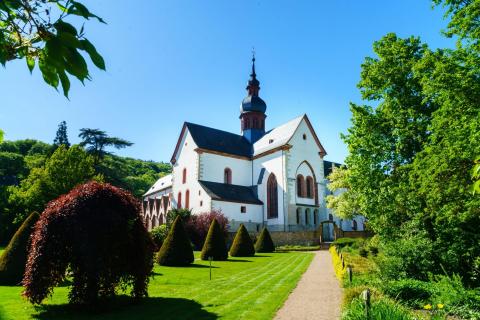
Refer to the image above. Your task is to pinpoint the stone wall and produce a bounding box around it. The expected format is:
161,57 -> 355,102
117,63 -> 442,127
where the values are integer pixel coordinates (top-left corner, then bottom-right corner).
227,230 -> 321,247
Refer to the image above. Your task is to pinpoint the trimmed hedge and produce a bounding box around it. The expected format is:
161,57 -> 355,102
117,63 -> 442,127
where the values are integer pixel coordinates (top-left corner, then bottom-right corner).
200,219 -> 228,261
156,216 -> 194,266
0,212 -> 39,285
23,182 -> 153,305
254,227 -> 275,253
229,224 -> 255,257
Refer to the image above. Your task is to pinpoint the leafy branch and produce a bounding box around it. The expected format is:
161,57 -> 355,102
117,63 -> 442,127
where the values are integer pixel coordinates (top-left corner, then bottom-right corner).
0,0 -> 105,97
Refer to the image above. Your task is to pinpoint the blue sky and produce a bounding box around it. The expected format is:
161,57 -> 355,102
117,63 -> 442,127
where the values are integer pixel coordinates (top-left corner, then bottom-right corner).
0,1 -> 453,163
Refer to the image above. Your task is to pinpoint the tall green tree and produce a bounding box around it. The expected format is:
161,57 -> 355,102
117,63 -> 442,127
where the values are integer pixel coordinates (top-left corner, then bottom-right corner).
53,121 -> 70,148
78,128 -> 133,164
0,0 -> 105,97
342,34 -> 436,237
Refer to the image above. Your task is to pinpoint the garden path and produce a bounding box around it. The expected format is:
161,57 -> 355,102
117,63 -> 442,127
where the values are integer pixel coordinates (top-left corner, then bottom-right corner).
274,250 -> 342,320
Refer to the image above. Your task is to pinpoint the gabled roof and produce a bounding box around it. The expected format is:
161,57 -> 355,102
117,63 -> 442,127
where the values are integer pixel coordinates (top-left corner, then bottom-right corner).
252,114 -> 327,157
253,115 -> 303,156
170,115 -> 326,162
198,180 -> 263,205
171,122 -> 252,163
144,174 -> 173,197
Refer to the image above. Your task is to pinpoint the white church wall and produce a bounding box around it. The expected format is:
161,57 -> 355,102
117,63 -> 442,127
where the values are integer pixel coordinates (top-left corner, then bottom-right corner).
253,149 -> 286,229
172,130 -> 205,214
199,153 -> 252,186
286,118 -> 326,225
211,200 -> 263,228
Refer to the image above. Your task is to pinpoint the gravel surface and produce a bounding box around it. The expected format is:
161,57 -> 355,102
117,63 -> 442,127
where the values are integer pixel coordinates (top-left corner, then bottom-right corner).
274,250 -> 342,320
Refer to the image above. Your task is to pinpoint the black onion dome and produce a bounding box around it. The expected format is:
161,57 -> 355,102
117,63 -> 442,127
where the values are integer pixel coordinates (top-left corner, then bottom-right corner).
240,96 -> 267,113
240,55 -> 267,113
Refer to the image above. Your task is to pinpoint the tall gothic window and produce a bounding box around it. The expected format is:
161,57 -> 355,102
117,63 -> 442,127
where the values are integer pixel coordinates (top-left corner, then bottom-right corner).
185,190 -> 190,209
224,168 -> 232,184
177,192 -> 182,209
296,175 -> 305,197
306,176 -> 314,198
182,168 -> 187,184
267,174 -> 278,219
353,220 -> 358,231
296,208 -> 301,224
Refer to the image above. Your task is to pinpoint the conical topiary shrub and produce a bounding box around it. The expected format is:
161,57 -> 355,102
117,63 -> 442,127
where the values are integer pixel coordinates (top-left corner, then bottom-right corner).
0,212 -> 40,285
156,216 -> 194,266
201,219 -> 228,261
229,224 -> 255,257
254,227 -> 275,253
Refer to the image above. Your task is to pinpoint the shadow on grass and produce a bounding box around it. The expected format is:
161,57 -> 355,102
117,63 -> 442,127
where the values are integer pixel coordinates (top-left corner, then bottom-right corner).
186,264 -> 219,269
32,296 -> 218,320
227,259 -> 252,263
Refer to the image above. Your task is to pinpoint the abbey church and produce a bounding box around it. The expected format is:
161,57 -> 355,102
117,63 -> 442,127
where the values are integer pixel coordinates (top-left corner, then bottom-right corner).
143,57 -> 365,237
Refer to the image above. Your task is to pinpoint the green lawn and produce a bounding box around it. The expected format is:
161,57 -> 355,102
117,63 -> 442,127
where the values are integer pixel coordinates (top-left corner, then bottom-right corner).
0,251 -> 313,320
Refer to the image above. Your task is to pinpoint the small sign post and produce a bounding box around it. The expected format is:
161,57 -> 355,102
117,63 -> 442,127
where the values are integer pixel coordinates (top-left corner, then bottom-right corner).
362,289 -> 371,319
209,256 -> 213,280
347,266 -> 353,283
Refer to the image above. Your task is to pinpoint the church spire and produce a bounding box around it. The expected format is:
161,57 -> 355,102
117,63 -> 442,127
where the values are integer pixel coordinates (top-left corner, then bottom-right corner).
247,53 -> 260,97
240,52 -> 267,143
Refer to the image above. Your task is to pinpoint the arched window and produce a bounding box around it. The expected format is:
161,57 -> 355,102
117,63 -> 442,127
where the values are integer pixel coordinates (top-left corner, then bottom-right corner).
182,168 -> 187,184
185,190 -> 190,209
329,213 -> 333,221
306,176 -> 314,198
224,168 -> 232,184
305,209 -> 310,225
296,175 -> 305,197
296,208 -> 301,224
353,220 -> 358,231
267,174 -> 278,219
314,209 -> 318,225
177,192 -> 182,209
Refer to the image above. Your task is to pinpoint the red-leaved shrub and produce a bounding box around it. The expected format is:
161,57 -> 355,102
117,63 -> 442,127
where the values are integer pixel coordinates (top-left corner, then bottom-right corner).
185,210 -> 229,250
22,181 -> 154,305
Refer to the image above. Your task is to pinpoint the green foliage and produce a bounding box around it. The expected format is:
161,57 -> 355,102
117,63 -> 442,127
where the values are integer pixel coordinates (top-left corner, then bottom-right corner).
275,245 -> 320,252
8,145 -> 97,220
433,0 -> 480,51
0,0 -> 105,97
341,27 -> 480,285
377,222 -> 435,281
342,296 -> 417,320
0,134 -> 170,244
0,152 -> 25,177
200,219 -> 228,261
166,208 -> 192,227
150,225 -> 168,251
0,129 -> 3,142
156,216 -> 194,266
254,227 -> 275,253
473,157 -> 480,194
0,211 -> 39,285
333,237 -> 364,249
53,121 -> 70,148
382,279 -> 433,308
359,248 -> 368,258
326,166 -> 360,220
229,224 -> 255,257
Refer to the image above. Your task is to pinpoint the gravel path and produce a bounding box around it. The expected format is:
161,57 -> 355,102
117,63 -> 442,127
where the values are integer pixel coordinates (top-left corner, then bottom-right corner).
274,250 -> 343,320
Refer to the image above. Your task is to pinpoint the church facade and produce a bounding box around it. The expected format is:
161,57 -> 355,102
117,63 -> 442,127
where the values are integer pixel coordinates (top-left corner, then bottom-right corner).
143,58 -> 365,235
